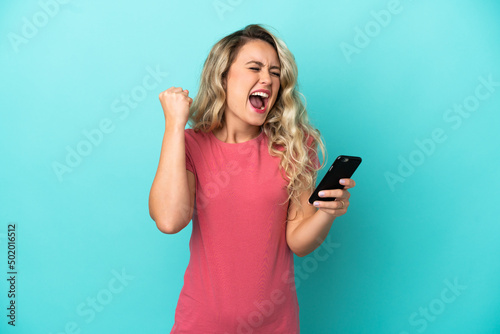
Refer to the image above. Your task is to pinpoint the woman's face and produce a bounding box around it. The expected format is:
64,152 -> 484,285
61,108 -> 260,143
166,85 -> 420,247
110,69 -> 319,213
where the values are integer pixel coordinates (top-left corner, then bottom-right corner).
222,39 -> 281,127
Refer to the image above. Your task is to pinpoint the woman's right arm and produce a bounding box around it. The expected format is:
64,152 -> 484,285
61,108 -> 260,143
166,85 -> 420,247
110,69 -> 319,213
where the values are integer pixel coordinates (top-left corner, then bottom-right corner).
148,87 -> 195,234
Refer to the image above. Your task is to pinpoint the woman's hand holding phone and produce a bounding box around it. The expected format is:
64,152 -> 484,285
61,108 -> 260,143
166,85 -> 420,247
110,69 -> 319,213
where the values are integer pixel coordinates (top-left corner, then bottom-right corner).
308,155 -> 361,218
312,178 -> 356,217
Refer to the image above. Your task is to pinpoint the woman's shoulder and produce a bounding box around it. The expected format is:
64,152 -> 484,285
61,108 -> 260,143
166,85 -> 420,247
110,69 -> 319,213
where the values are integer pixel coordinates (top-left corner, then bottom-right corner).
184,127 -> 212,145
185,127 -> 206,136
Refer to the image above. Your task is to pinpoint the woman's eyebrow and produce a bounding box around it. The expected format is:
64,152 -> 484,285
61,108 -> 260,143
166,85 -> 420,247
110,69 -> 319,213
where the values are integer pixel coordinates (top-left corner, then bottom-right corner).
245,60 -> 281,70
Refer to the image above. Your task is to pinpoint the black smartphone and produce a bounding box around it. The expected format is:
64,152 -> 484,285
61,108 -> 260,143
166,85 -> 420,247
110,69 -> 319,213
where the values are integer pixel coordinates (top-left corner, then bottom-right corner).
308,155 -> 362,204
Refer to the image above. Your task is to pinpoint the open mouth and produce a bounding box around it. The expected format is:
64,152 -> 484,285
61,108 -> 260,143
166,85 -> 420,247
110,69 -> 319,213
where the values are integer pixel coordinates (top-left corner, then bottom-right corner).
249,91 -> 269,111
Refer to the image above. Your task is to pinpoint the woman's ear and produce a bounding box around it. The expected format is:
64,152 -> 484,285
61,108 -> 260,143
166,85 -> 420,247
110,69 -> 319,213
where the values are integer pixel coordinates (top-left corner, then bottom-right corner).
222,75 -> 227,90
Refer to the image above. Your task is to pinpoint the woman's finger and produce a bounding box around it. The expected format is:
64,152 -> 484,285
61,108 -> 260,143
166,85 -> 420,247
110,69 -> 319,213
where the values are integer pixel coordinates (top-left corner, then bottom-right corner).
318,189 -> 350,199
314,199 -> 349,215
340,178 -> 356,189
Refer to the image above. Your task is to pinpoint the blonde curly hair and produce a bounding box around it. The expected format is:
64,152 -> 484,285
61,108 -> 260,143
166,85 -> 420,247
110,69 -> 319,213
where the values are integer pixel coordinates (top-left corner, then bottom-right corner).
187,24 -> 327,219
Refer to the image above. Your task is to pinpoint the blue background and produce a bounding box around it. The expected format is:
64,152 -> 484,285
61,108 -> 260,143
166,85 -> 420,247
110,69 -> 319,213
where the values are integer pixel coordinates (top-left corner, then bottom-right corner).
1,0 -> 499,333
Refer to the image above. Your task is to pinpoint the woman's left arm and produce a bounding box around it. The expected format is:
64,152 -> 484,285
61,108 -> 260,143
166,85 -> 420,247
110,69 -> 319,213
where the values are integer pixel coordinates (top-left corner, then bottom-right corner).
286,178 -> 356,257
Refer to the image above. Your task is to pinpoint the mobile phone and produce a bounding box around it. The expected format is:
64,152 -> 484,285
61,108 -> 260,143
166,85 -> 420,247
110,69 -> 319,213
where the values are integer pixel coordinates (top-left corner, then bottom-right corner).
308,155 -> 362,204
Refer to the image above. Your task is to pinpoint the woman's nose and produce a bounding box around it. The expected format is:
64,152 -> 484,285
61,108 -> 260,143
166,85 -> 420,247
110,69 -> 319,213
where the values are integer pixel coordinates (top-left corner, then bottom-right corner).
259,70 -> 271,84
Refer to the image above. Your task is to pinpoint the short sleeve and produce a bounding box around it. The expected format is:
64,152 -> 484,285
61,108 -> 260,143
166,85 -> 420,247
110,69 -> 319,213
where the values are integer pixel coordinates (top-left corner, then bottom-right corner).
185,129 -> 195,174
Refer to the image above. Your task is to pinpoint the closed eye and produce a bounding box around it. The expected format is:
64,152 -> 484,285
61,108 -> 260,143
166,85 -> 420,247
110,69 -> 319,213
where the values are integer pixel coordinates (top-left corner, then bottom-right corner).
249,67 -> 280,77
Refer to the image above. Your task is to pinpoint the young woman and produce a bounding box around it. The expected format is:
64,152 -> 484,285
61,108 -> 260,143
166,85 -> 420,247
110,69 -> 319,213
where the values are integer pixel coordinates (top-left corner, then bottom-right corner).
149,24 -> 357,333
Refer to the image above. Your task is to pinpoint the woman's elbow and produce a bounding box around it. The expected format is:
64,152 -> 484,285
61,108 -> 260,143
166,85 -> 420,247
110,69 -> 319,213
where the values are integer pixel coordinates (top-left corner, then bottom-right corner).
151,215 -> 188,234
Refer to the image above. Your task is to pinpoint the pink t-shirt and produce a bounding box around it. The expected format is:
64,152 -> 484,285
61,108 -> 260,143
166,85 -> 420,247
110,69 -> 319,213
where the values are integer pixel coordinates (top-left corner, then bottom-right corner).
171,128 -> 319,334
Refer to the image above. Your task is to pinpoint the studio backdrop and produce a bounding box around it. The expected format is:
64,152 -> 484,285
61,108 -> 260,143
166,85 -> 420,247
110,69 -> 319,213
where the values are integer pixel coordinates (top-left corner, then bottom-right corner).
1,0 -> 499,333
